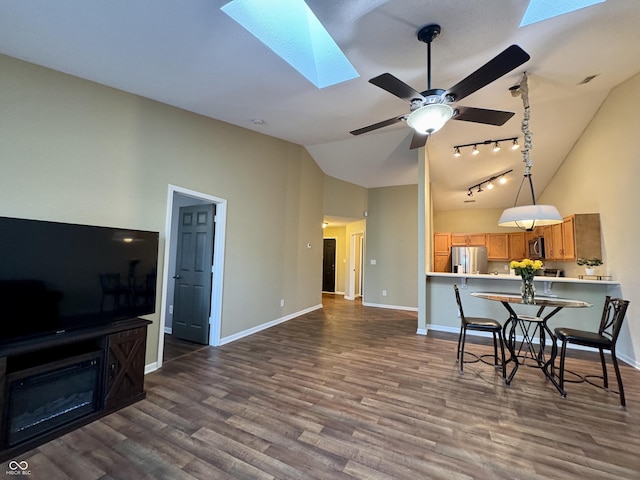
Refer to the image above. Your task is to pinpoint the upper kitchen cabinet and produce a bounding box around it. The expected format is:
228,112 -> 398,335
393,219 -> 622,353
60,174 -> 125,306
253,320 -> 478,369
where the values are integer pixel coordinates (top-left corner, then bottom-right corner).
562,214 -> 601,261
451,233 -> 486,246
507,232 -> 527,260
486,233 -> 509,260
543,214 -> 601,261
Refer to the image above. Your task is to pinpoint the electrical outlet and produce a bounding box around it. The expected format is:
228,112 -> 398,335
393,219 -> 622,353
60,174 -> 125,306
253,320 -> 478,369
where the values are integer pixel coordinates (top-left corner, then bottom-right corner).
169,305 -> 173,314
280,299 -> 285,307
382,290 -> 387,296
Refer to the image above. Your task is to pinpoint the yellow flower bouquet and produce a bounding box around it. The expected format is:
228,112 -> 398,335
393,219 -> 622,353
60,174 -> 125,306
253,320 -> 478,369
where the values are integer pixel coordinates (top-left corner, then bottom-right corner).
510,258 -> 543,280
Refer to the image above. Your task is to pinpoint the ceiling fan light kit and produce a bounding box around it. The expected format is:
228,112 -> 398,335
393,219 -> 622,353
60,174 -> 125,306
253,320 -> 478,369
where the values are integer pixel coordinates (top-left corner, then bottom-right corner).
406,103 -> 454,134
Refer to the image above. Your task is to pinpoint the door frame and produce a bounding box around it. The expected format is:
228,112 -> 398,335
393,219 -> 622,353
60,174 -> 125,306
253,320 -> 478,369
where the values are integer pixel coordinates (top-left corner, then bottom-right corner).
346,231 -> 364,300
156,184 -> 227,368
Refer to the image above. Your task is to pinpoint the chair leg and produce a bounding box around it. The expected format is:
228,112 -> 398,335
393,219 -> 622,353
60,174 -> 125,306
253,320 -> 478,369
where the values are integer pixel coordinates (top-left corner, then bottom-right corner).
459,327 -> 467,373
498,331 -> 506,380
598,348 -> 609,389
610,349 -> 626,407
558,340 -> 568,395
456,323 -> 463,362
492,333 -> 499,367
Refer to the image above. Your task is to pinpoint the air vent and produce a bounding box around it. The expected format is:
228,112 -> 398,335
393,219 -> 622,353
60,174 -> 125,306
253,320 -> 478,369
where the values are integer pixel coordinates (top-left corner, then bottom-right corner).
578,74 -> 599,85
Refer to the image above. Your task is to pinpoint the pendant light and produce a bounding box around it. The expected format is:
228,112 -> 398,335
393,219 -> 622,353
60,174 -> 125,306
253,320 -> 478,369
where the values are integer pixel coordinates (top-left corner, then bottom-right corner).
498,73 -> 562,231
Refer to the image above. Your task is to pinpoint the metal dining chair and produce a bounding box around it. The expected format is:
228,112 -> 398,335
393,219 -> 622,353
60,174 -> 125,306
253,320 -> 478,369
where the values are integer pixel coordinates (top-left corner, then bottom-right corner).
554,296 -> 630,406
454,285 -> 506,378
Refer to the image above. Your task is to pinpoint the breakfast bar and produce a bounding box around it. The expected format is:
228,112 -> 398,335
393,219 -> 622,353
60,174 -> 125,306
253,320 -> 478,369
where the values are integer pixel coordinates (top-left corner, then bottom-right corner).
423,272 -> 621,338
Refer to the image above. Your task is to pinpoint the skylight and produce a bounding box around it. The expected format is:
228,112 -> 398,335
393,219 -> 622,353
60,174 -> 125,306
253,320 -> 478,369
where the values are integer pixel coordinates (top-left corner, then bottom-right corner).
520,0 -> 606,27
221,0 -> 359,89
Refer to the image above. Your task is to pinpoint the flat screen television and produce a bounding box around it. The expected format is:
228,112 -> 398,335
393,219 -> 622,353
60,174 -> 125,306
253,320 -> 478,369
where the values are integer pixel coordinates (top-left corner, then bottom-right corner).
0,216 -> 159,345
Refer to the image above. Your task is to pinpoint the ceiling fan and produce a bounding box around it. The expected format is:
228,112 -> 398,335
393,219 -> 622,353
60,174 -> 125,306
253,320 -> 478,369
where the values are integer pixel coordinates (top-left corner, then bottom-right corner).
350,24 -> 530,149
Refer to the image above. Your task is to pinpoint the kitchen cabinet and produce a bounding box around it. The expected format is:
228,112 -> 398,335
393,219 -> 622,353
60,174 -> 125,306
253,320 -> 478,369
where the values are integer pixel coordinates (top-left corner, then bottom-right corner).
433,232 -> 451,272
451,233 -> 486,246
542,214 -> 601,261
486,233 -> 509,260
562,213 -> 601,261
508,232 -> 527,260
542,223 -> 564,261
434,232 -> 451,254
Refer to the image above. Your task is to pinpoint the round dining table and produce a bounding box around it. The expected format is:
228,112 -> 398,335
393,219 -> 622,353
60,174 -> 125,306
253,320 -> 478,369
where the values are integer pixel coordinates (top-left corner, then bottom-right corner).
470,291 -> 592,392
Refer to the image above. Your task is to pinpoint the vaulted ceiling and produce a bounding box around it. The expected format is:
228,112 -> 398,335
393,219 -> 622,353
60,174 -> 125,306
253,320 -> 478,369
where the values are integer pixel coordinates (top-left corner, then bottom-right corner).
1,0 -> 639,211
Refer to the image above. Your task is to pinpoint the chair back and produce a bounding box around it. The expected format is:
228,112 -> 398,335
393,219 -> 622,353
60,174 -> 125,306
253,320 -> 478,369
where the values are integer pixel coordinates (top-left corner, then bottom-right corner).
598,295 -> 630,344
453,285 -> 466,321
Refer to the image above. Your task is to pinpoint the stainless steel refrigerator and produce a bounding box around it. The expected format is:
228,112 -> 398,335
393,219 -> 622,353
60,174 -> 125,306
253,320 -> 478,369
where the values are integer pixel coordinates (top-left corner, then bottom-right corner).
451,246 -> 488,274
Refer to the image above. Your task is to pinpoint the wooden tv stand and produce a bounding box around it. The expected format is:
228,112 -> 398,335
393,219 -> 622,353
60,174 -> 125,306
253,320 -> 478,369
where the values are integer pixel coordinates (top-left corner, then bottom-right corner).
0,318 -> 150,461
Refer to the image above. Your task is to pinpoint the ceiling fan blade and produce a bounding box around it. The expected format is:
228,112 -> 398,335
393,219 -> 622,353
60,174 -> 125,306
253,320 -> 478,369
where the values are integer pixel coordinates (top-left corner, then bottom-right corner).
446,45 -> 530,102
452,106 -> 515,126
410,131 -> 429,150
350,115 -> 406,136
369,73 -> 424,102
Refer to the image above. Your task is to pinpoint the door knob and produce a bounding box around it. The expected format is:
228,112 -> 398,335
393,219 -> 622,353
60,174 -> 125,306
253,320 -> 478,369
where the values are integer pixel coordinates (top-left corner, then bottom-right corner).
173,274 -> 181,279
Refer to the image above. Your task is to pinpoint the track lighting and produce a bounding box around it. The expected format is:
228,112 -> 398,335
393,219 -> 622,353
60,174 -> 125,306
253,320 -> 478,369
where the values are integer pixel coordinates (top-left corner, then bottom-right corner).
452,137 -> 519,157
466,169 -> 512,197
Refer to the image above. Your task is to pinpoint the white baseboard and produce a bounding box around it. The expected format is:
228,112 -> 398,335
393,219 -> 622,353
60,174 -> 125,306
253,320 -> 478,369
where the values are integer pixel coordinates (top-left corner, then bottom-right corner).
164,326 -> 172,335
145,361 -> 159,374
219,304 -> 323,346
362,302 -> 418,312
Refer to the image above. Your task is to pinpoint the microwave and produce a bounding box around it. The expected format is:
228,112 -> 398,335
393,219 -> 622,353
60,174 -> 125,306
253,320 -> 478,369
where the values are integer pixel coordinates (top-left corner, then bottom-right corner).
528,237 -> 545,259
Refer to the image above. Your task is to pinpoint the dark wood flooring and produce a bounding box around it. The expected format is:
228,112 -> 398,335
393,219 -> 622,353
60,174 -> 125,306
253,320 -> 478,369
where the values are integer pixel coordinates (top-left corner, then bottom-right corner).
16,295 -> 640,479
163,333 -> 208,363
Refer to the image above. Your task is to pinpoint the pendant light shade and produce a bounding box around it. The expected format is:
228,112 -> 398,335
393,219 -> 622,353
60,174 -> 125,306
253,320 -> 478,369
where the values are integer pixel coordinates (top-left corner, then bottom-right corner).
406,104 -> 454,134
498,204 -> 562,230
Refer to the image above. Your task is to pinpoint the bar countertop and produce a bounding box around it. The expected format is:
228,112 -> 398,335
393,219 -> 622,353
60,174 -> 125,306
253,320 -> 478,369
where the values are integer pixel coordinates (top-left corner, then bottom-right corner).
426,272 -> 619,285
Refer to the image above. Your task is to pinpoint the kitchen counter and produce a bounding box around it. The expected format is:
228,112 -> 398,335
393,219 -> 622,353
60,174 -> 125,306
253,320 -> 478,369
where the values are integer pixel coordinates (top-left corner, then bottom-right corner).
427,272 -> 619,285
423,272 -> 622,336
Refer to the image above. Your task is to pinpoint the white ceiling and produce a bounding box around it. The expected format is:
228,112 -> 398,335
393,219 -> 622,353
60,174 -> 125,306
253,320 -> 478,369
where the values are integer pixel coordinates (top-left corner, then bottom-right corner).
1,0 -> 639,212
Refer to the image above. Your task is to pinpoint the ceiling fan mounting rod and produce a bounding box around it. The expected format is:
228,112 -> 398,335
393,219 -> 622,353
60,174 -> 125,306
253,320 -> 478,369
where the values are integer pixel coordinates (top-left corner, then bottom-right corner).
417,24 -> 441,91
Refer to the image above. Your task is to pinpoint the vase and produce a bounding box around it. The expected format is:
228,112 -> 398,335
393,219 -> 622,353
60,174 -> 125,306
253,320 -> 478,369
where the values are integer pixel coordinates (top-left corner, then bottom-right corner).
520,276 -> 536,304
585,268 -> 595,276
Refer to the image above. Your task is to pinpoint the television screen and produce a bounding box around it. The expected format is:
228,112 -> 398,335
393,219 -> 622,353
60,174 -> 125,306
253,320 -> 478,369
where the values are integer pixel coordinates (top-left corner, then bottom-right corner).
0,216 -> 159,345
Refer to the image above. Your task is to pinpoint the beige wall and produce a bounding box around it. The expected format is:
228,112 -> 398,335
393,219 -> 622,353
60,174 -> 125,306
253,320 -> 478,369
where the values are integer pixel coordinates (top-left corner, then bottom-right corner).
0,54 -> 324,364
434,208 -> 523,233
538,71 -> 640,365
323,175 -> 368,219
364,185 -> 418,308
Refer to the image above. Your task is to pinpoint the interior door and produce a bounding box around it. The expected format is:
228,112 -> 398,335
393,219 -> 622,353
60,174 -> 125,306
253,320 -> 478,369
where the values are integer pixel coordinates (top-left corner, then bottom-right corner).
322,238 -> 336,292
172,204 -> 215,344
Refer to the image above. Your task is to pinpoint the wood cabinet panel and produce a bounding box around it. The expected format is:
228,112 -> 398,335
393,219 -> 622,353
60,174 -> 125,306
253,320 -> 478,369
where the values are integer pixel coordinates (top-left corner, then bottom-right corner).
451,233 -> 486,246
105,326 -> 148,410
487,233 -> 509,260
434,254 -> 451,273
508,232 -> 527,260
433,233 -> 451,254
563,213 -> 601,261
